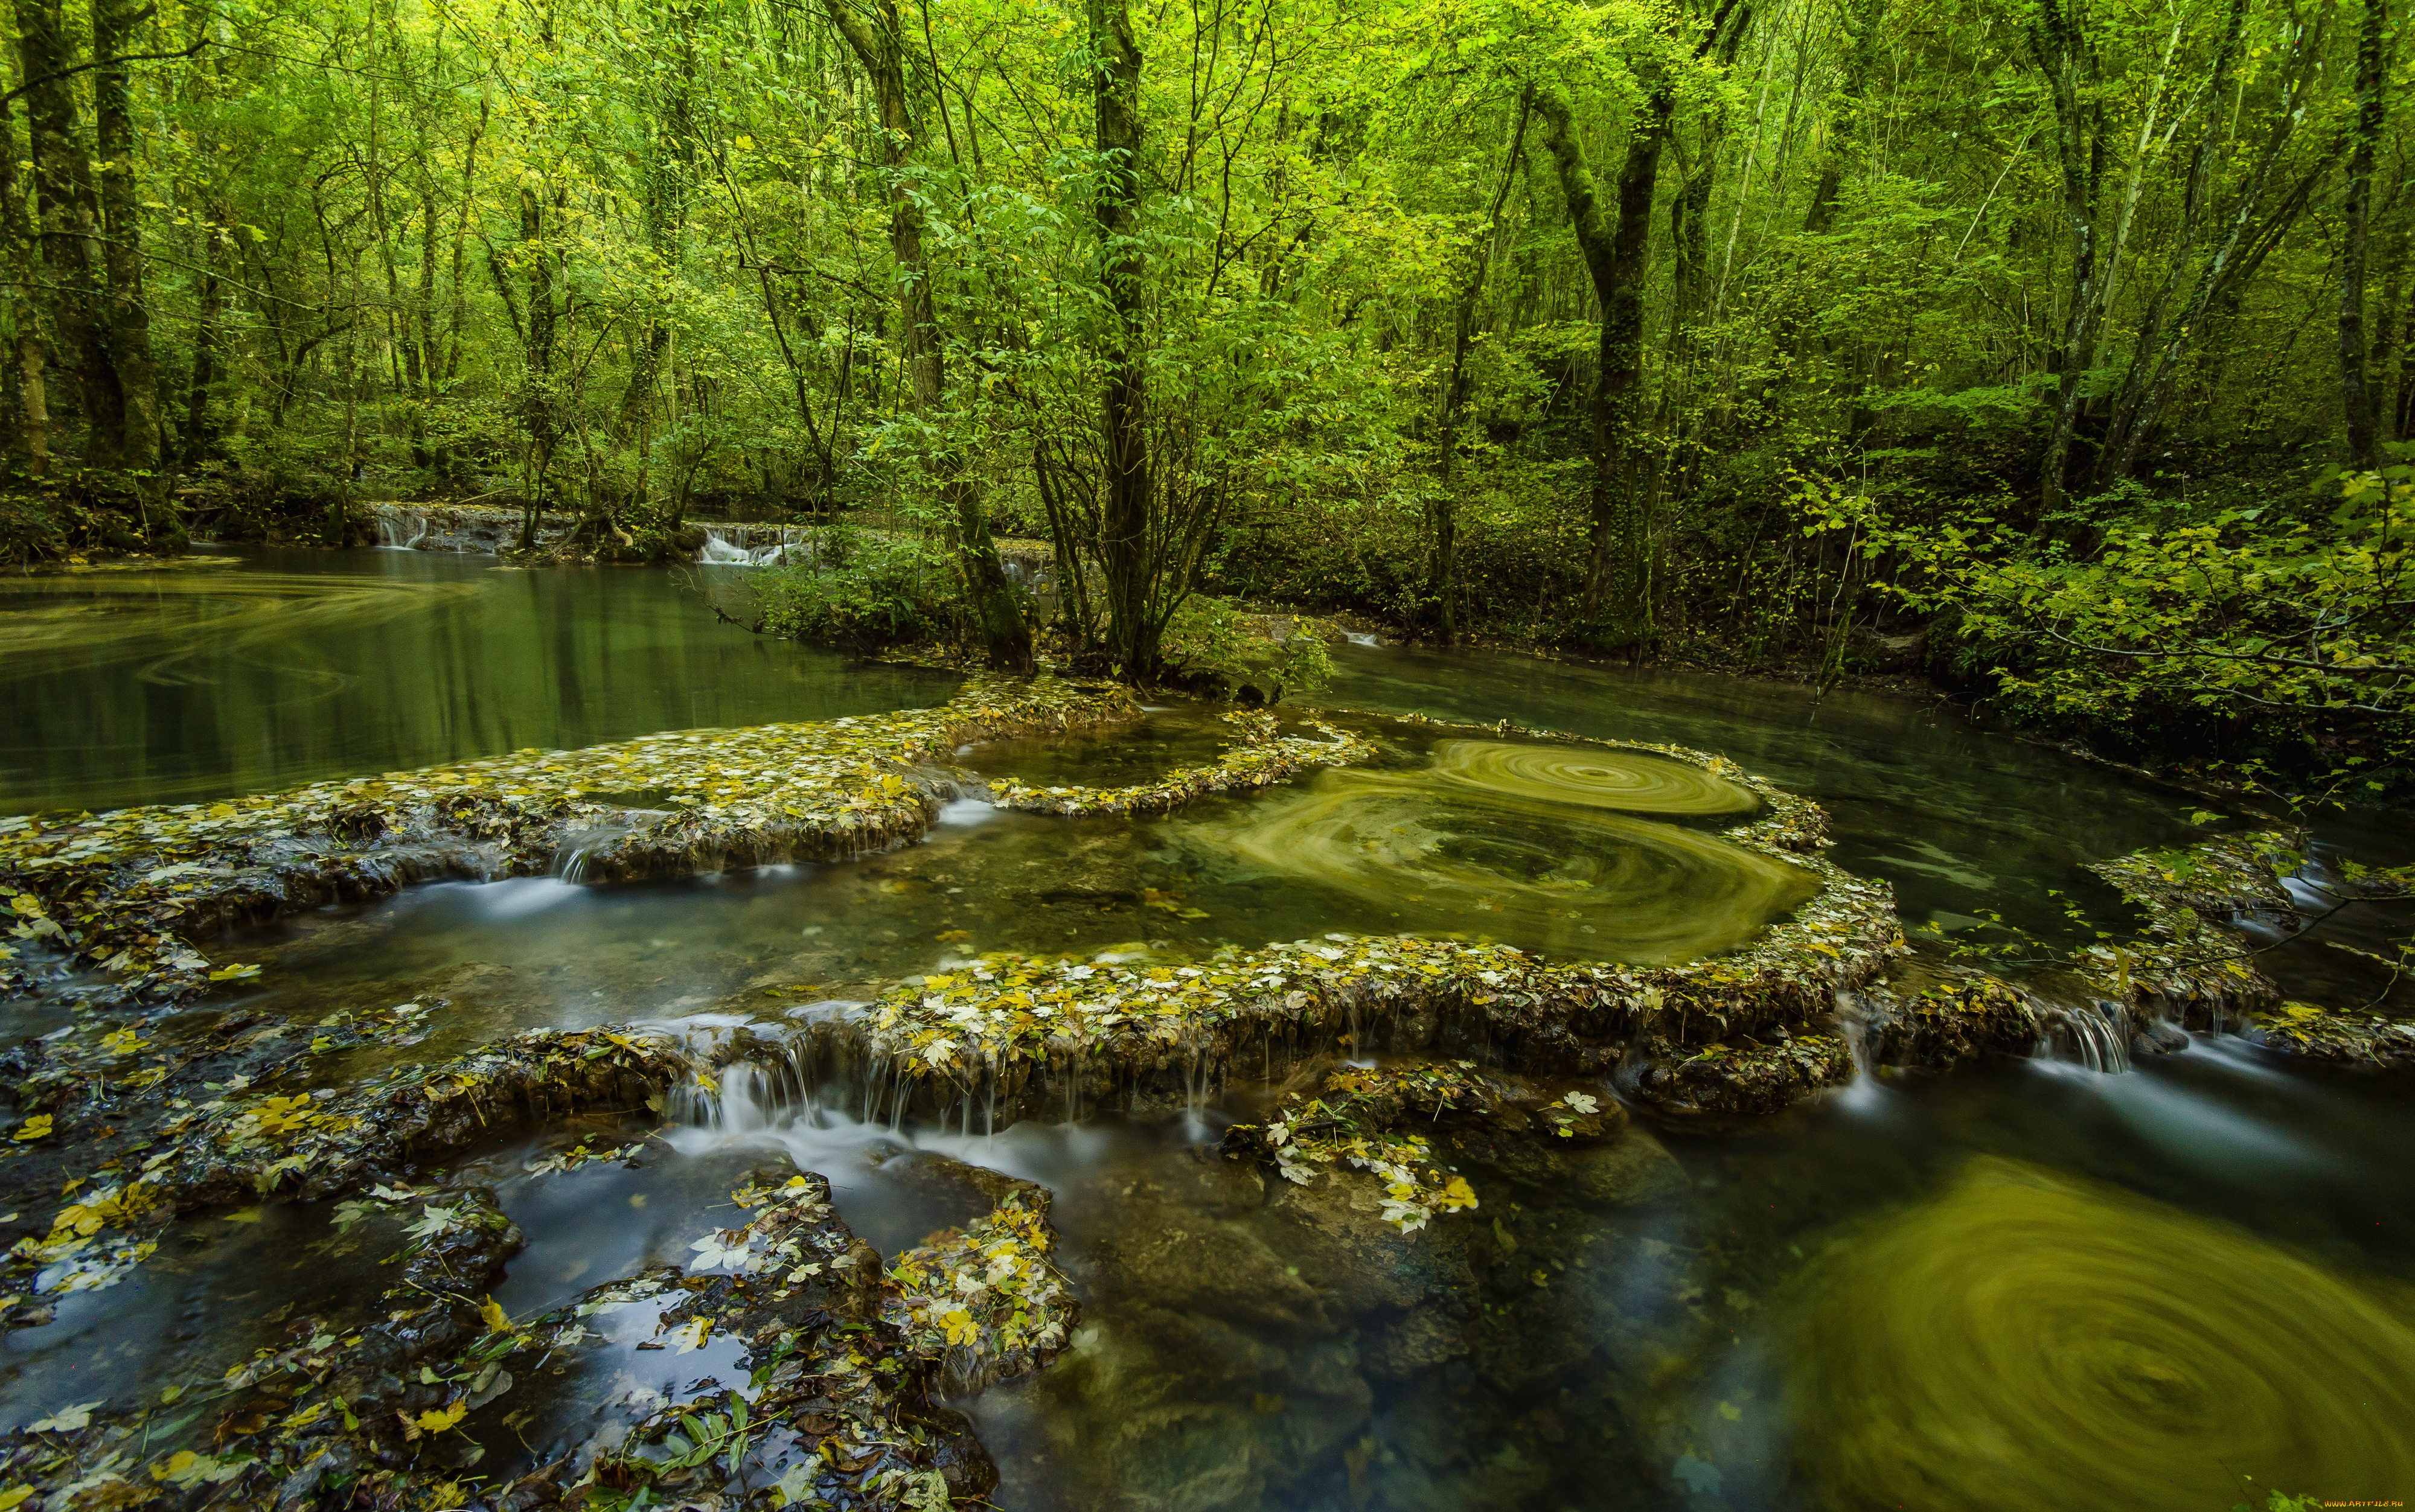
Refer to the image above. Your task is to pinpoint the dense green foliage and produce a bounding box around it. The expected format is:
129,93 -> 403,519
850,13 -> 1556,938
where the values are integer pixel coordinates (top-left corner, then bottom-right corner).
753,528 -> 962,648
1,0 -> 2408,774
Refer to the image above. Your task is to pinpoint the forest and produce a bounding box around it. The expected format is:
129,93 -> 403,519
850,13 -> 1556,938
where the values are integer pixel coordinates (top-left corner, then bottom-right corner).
2,0 -> 2411,788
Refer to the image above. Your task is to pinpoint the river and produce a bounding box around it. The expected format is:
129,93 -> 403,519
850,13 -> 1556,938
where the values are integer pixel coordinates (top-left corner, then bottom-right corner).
3,548 -> 2410,1511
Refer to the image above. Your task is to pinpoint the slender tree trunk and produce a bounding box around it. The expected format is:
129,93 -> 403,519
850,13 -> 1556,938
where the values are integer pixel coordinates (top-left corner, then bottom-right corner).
1535,81 -> 1668,652
2031,0 -> 2105,520
518,182 -> 555,550
824,0 -> 1031,671
93,0 -> 175,541
1433,96 -> 1529,647
1090,0 -> 1153,679
616,3 -> 696,455
2101,5 -> 2327,479
2340,0 -> 2387,468
1802,0 -> 1885,234
182,217 -> 223,467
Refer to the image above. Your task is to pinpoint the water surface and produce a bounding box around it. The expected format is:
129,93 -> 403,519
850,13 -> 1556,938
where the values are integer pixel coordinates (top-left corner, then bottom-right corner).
5,553 -> 2413,1511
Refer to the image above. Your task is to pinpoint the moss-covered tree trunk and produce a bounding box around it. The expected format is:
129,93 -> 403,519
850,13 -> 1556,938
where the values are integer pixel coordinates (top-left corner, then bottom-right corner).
16,0 -> 126,479
2338,0 -> 2387,469
517,182 -> 557,551
1535,82 -> 1667,655
2030,0 -> 2105,521
0,94 -> 48,479
92,0 -> 176,543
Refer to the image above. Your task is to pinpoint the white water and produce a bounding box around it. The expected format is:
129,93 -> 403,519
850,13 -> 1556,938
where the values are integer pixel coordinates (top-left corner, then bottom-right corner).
658,1039 -> 1134,1198
1831,989 -> 1899,1114
698,528 -> 793,567
373,506 -> 429,550
2035,998 -> 2134,1073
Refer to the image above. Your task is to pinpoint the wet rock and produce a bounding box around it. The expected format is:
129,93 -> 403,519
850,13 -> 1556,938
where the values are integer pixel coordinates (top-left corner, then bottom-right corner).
989,713 -> 1377,818
273,1441 -> 361,1508
2082,832 -> 2297,1028
877,1146 -> 1052,1213
1859,970 -> 2044,1069
165,1024 -> 685,1207
880,1173 -> 1078,1393
2132,1016 -> 2192,1056
2256,1003 -> 2415,1068
1092,1210 -> 1329,1330
1261,1167 -> 1481,1324
1020,1305 -> 1374,1512
395,1184 -> 523,1295
1625,1030 -> 1855,1117
1563,1128 -> 1690,1208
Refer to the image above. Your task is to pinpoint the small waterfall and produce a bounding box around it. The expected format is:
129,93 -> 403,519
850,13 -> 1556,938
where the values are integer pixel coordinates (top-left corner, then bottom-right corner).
1832,989 -> 1893,1109
668,1059 -> 814,1134
374,505 -> 429,550
552,818 -> 645,884
697,527 -> 793,567
2038,999 -> 2134,1074
1341,630 -> 1379,648
653,1009 -> 876,1145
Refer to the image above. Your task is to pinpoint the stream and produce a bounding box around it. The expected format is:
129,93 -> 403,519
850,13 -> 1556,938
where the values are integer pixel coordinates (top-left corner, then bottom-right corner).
4,549 -> 2412,1511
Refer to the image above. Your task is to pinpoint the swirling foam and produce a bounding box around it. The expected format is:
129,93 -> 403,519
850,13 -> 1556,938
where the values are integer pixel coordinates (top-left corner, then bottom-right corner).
1427,739 -> 1759,815
1785,1158 -> 2415,1510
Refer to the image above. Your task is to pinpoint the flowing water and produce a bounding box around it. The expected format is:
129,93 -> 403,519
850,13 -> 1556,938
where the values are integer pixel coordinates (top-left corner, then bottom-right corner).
4,551 -> 2413,1510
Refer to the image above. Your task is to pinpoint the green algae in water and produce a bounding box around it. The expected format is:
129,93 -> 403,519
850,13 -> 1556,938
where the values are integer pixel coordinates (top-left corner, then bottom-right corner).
0,567 -> 484,675
1785,1156 -> 2415,1510
1426,738 -> 1761,815
1177,764 -> 1814,963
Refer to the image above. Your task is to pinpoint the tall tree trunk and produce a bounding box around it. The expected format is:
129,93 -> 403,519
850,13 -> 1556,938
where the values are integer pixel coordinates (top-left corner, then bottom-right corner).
1535,81 -> 1668,653
2030,0 -> 2105,520
16,0 -> 127,477
518,182 -> 556,550
0,94 -> 48,478
1090,0 -> 1152,679
1802,0 -> 1885,234
616,9 -> 694,467
1432,95 -> 1529,648
2340,0 -> 2387,468
182,216 -> 223,467
93,0 -> 175,541
824,0 -> 1031,671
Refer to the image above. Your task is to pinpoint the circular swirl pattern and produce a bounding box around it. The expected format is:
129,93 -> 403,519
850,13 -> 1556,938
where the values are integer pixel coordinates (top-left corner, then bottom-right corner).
1183,770 -> 1813,963
1785,1158 -> 2415,1511
1427,739 -> 1760,815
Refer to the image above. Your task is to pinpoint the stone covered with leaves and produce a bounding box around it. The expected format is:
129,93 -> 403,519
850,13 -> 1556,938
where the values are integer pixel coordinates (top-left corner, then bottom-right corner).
0,1158 -> 1060,1510
988,710 -> 1378,817
1853,968 -> 2046,1071
1220,1060 -> 1625,1232
2256,1000 -> 2415,1068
